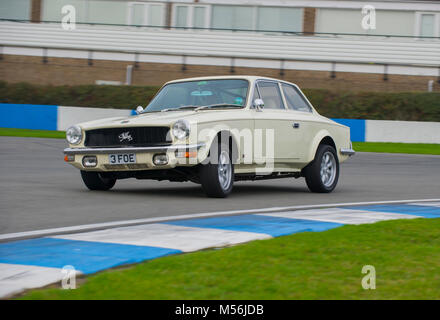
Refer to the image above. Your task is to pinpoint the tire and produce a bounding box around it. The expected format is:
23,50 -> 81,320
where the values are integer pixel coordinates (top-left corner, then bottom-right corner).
199,142 -> 234,198
303,144 -> 339,193
80,170 -> 116,191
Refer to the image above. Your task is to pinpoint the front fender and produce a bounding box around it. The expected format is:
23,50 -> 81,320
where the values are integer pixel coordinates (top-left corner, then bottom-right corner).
307,130 -> 332,163
195,123 -> 241,164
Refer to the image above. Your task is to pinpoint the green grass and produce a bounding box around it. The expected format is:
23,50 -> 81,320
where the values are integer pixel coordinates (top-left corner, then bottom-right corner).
353,142 -> 440,155
0,128 -> 65,139
18,218 -> 440,300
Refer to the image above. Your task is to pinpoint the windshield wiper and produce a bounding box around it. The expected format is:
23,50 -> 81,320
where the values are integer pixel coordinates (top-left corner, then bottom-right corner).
140,110 -> 162,114
144,104 -> 240,113
160,105 -> 199,112
195,104 -> 243,111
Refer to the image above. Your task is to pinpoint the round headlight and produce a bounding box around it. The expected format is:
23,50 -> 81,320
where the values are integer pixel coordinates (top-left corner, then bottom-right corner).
66,125 -> 82,145
172,120 -> 190,140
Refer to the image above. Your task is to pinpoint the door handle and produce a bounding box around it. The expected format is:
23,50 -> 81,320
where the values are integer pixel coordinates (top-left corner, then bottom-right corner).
292,122 -> 300,129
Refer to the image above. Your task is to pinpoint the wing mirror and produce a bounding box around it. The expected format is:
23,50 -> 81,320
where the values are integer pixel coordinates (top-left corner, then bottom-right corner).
135,106 -> 144,114
253,99 -> 264,111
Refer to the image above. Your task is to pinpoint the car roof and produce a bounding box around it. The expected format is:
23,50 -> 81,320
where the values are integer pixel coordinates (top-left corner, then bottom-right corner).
165,75 -> 296,86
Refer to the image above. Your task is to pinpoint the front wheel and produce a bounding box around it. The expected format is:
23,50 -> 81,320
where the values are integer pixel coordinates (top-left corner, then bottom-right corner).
303,144 -> 339,193
199,142 -> 234,198
80,170 -> 116,191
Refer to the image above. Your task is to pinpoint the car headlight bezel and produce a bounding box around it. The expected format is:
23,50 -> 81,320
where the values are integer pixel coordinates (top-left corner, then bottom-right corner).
66,125 -> 83,145
172,120 -> 190,140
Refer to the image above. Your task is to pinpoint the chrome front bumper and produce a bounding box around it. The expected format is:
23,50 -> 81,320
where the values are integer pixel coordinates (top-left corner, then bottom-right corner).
340,148 -> 355,156
64,143 -> 205,155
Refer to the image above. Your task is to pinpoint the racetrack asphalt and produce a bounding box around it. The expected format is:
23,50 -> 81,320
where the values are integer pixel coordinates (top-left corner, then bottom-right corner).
1,136 -> 439,234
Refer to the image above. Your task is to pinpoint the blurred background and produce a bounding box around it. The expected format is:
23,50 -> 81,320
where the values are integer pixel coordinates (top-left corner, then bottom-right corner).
0,0 -> 439,91
1,1 -> 440,300
0,0 -> 439,124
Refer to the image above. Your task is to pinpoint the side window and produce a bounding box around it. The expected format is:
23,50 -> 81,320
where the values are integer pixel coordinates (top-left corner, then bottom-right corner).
282,84 -> 312,112
257,81 -> 285,110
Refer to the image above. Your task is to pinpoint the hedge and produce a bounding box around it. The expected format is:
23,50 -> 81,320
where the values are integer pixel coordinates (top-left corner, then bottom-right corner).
1,81 -> 439,121
0,82 -> 157,110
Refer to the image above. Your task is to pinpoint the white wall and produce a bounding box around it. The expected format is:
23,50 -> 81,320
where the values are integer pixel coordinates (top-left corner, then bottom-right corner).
42,0 -> 128,24
366,120 -> 440,144
58,105 -> 440,145
316,9 -> 416,36
256,6 -> 302,32
200,1 -> 440,12
88,0 -> 127,25
211,5 -> 303,32
0,0 -> 30,20
42,0 -> 89,22
35,1 -> 440,37
57,106 -> 132,131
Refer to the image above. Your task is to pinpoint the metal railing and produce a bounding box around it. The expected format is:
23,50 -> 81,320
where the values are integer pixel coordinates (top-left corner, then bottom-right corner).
2,18 -> 440,40
1,43 -> 439,83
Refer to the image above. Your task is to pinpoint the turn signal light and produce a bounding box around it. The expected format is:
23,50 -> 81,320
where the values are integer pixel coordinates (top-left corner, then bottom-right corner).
64,154 -> 75,162
175,150 -> 197,158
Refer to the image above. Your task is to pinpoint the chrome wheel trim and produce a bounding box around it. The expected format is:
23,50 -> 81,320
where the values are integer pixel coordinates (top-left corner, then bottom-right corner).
218,150 -> 232,190
320,151 -> 337,188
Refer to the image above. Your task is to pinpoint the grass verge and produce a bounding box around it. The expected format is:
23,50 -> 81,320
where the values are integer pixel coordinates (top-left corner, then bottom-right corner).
0,128 -> 65,139
353,142 -> 440,155
18,218 -> 440,299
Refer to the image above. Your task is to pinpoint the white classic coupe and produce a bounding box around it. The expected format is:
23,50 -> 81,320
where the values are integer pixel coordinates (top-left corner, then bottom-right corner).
64,76 -> 354,197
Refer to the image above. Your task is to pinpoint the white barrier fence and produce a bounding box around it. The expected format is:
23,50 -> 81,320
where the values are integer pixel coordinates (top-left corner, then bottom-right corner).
366,120 -> 440,144
58,105 -> 440,144
57,106 -> 132,131
0,103 -> 439,144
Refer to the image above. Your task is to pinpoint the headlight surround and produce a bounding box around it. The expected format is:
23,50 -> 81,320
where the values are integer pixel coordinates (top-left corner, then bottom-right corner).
66,125 -> 82,145
172,120 -> 190,140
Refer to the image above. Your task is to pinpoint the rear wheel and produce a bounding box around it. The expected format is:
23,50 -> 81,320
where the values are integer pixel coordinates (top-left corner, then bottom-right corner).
80,171 -> 116,191
303,144 -> 339,193
199,142 -> 234,198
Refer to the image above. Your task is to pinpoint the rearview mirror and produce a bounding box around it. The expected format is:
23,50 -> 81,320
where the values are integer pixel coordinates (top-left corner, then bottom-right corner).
135,106 -> 144,114
253,99 -> 264,111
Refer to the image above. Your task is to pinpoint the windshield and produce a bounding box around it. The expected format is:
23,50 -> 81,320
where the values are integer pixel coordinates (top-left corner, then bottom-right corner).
143,79 -> 249,113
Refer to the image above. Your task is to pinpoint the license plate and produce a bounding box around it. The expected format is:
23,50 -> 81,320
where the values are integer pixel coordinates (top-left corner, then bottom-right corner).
109,153 -> 136,165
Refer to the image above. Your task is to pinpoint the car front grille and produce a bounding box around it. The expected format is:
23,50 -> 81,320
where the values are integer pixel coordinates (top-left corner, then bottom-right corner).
84,127 -> 171,147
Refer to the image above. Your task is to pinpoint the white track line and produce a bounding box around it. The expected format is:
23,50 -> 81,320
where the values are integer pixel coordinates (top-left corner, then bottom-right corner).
409,201 -> 440,207
51,224 -> 271,252
0,263 -> 82,299
1,198 -> 440,242
258,208 -> 420,225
